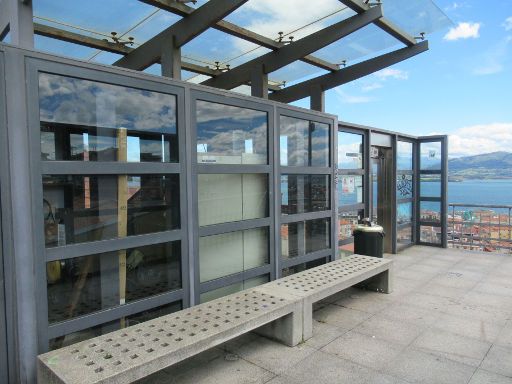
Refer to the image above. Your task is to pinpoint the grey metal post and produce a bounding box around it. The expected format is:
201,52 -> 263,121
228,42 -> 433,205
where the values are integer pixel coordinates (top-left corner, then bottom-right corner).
161,40 -> 182,79
251,66 -> 268,99
4,0 -> 34,48
310,85 -> 325,112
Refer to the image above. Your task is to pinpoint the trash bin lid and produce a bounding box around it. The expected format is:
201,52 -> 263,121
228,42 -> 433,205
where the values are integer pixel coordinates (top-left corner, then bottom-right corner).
353,224 -> 384,233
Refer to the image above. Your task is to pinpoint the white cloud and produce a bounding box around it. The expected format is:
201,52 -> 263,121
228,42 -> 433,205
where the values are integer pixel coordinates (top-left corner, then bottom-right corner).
444,2 -> 463,12
361,82 -> 383,92
504,17 -> 512,31
374,68 -> 409,80
473,36 -> 511,75
444,22 -> 481,41
334,88 -> 372,104
448,123 -> 512,157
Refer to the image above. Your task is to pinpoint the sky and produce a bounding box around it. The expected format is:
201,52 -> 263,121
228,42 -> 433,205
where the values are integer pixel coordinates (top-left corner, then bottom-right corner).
26,0 -> 512,158
300,0 -> 512,158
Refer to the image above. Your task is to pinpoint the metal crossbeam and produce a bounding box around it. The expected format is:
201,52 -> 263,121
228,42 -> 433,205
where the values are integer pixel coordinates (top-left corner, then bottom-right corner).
202,6 -> 382,90
139,0 -> 339,72
338,0 -> 416,46
114,0 -> 248,71
269,40 -> 428,103
33,23 -> 282,91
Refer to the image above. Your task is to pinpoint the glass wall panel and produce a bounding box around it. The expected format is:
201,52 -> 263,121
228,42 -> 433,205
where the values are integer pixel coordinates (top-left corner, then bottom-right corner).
199,228 -> 269,283
198,174 -> 268,226
196,101 -> 268,165
281,175 -> 330,215
280,116 -> 329,167
199,275 -> 269,303
397,141 -> 413,171
420,225 -> 442,244
338,209 -> 364,241
420,201 -> 442,223
282,258 -> 325,277
397,225 -> 413,245
47,241 -> 181,324
420,174 -> 442,198
49,302 -> 181,350
43,174 -> 180,247
338,175 -> 363,206
396,174 -> 413,199
337,132 -> 363,169
281,218 -> 330,259
39,73 -> 178,162
420,141 -> 442,170
397,202 -> 413,225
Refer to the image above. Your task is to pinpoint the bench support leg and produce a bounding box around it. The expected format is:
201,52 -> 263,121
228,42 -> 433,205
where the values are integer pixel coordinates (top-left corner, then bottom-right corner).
255,308 -> 303,347
302,299 -> 313,341
358,267 -> 393,294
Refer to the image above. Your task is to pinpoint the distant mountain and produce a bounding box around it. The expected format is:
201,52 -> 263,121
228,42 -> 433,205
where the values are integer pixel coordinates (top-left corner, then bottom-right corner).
449,152 -> 512,179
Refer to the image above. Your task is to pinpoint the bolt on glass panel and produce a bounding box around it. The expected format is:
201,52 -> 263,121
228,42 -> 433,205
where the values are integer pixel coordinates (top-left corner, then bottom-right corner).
281,174 -> 330,215
46,241 -> 181,325
43,174 -> 180,247
280,116 -> 330,167
39,73 -> 178,163
196,100 -> 268,165
337,131 -> 363,169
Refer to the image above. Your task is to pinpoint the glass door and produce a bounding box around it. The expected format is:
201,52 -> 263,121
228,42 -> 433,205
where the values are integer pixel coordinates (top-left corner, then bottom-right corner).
417,137 -> 448,247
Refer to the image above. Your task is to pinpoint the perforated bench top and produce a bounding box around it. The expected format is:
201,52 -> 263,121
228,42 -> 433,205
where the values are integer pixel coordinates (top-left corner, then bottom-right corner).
38,290 -> 297,384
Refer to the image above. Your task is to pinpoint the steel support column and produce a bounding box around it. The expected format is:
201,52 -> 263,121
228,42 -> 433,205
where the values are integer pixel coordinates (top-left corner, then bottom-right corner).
251,66 -> 268,98
2,0 -> 33,47
310,85 -> 325,112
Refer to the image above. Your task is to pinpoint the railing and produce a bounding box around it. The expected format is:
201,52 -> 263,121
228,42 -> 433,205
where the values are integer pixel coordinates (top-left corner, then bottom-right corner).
448,203 -> 512,254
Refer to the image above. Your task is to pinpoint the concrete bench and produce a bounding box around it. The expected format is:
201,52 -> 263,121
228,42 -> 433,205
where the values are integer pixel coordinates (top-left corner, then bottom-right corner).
37,290 -> 302,384
38,254 -> 392,384
255,254 -> 393,340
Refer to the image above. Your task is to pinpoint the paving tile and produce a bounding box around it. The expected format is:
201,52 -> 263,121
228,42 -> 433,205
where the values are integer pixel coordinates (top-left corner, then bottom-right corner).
432,312 -> 504,343
334,290 -> 392,314
313,304 -> 373,330
353,314 -> 426,346
473,282 -> 512,298
443,302 -> 512,325
429,272 -> 480,290
463,291 -> 512,311
412,328 -> 491,367
400,292 -> 460,312
321,330 -> 405,370
304,320 -> 348,350
481,344 -> 512,377
233,335 -> 316,375
379,302 -> 441,327
385,347 -> 476,384
469,369 -> 512,384
418,281 -> 468,300
495,320 -> 512,348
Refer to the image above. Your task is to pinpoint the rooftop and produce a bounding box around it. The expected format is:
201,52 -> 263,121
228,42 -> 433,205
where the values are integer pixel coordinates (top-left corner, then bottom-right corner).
137,246 -> 512,384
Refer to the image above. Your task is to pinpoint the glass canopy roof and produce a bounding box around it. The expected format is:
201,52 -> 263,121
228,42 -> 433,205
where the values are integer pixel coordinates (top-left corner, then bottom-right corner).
31,0 -> 452,88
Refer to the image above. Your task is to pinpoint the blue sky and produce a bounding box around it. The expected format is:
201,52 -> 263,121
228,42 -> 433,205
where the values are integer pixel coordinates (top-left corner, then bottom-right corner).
29,0 -> 512,158
298,0 -> 512,157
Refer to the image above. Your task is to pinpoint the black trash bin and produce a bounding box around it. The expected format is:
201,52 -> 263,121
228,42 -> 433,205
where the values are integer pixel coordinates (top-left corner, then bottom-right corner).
353,224 -> 385,258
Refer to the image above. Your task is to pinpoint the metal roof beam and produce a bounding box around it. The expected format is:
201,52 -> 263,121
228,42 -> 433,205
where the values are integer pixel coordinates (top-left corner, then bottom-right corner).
139,0 -> 339,72
338,0 -> 417,46
114,0 -> 249,71
269,40 -> 429,103
202,6 -> 383,90
32,23 -> 282,90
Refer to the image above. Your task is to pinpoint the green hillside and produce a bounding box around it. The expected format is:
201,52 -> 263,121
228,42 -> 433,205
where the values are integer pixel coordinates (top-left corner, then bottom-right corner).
449,152 -> 512,179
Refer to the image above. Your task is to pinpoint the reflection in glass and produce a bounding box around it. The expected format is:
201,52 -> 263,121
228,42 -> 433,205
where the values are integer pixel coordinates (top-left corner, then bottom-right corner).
397,225 -> 413,245
198,174 -> 268,226
397,174 -> 413,199
280,116 -> 329,167
196,100 -> 268,164
49,302 -> 181,350
420,141 -> 442,170
200,275 -> 269,303
420,174 -> 441,198
282,258 -> 325,277
338,209 -> 364,241
43,174 -> 180,247
39,73 -> 178,162
281,218 -> 330,258
397,141 -> 413,170
281,175 -> 330,215
338,131 -> 363,169
338,176 -> 363,206
421,201 -> 441,223
397,203 -> 413,225
199,228 -> 269,283
47,241 -> 181,324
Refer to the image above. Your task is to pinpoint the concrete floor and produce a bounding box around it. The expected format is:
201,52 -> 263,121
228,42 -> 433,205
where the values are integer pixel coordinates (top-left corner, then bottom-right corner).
138,246 -> 512,384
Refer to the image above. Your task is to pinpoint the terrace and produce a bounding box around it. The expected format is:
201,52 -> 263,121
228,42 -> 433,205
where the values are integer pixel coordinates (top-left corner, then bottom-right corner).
136,246 -> 512,384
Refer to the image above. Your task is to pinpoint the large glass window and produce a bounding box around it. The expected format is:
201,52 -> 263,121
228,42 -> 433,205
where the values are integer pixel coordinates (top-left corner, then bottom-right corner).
420,174 -> 442,198
338,175 -> 363,206
47,241 -> 181,324
420,141 -> 442,170
200,275 -> 269,303
196,101 -> 268,165
43,174 -> 180,247
337,132 -> 363,169
282,258 -> 325,277
39,73 -> 178,162
281,218 -> 330,259
397,202 -> 413,225
397,174 -> 414,199
281,175 -> 330,215
397,141 -> 413,171
199,228 -> 269,283
198,174 -> 268,226
280,116 -> 329,167
338,209 -> 364,242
